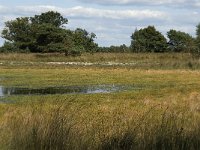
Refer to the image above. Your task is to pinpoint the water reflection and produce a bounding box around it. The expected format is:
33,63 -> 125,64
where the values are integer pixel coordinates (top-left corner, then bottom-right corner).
0,85 -> 129,97
0,86 -> 3,97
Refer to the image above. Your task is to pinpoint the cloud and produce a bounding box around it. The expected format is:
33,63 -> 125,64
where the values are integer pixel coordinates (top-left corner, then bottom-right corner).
0,4 -> 199,46
15,5 -> 59,15
76,0 -> 200,7
0,5 -> 10,15
14,5 -> 167,20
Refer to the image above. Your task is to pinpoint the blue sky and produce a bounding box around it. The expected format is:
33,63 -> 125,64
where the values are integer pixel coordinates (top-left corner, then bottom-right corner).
0,0 -> 200,46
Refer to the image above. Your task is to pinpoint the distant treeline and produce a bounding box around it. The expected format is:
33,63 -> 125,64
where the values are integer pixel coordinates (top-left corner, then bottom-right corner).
1,11 -> 200,56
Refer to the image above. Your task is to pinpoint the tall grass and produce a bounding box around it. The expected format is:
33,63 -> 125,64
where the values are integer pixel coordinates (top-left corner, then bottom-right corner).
0,52 -> 200,149
1,100 -> 200,150
0,53 -> 200,69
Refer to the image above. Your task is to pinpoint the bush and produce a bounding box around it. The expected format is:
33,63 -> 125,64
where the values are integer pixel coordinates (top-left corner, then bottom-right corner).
191,48 -> 200,58
0,42 -> 27,53
65,46 -> 85,57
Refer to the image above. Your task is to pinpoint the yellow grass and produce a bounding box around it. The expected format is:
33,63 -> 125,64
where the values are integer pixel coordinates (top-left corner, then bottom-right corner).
0,53 -> 200,149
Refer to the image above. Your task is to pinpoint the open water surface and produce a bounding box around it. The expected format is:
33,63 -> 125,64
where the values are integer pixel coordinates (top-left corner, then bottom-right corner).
0,84 -> 132,97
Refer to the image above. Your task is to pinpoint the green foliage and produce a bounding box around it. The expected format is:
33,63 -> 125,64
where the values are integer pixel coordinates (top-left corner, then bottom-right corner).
0,41 -> 23,52
167,29 -> 196,52
194,24 -> 200,57
131,26 -> 167,53
1,17 -> 33,50
72,28 -> 98,53
30,11 -> 68,27
196,24 -> 200,44
97,44 -> 130,53
2,11 -> 200,56
1,11 -> 97,56
65,45 -> 85,57
1,12 -> 69,53
32,24 -> 72,53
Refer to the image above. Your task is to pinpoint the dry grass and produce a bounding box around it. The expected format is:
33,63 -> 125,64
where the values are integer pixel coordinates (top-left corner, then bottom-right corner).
1,93 -> 200,150
0,53 -> 200,149
0,53 -> 200,69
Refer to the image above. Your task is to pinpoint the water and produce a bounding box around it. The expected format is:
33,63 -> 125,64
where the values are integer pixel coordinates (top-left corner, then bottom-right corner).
0,85 -> 130,97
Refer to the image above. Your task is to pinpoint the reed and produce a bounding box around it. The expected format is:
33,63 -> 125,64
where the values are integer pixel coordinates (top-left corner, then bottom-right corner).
1,99 -> 200,150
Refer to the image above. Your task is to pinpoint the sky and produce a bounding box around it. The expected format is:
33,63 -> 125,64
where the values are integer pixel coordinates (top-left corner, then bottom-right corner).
0,0 -> 200,47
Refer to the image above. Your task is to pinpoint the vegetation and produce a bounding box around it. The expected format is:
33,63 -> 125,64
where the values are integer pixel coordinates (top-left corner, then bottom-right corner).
194,24 -> 200,57
0,53 -> 199,70
167,29 -> 196,52
1,11 -> 97,55
130,26 -> 167,52
2,99 -> 200,150
1,10 -> 200,150
97,44 -> 130,53
1,11 -> 200,56
0,66 -> 200,149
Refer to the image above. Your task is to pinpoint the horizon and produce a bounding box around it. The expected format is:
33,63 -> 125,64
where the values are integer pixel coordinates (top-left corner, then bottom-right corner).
0,0 -> 199,47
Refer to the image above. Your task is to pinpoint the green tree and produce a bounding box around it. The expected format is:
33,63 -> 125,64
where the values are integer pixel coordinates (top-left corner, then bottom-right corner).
1,11 -> 70,53
72,28 -> 98,53
1,11 -> 97,55
188,24 -> 200,57
32,24 -> 72,53
131,29 -> 145,52
30,11 -> 68,27
131,26 -> 167,52
0,41 -> 22,52
196,24 -> 200,46
194,24 -> 200,56
167,29 -> 195,52
1,17 -> 33,50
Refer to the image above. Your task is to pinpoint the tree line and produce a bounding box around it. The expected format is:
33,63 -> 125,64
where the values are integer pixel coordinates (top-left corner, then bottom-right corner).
1,11 -> 200,56
130,26 -> 196,53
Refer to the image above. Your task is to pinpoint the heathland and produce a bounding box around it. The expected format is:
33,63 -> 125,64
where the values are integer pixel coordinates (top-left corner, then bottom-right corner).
0,53 -> 200,150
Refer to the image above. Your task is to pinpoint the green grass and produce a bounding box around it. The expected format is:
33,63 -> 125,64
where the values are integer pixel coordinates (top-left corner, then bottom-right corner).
0,53 -> 200,149
0,68 -> 200,89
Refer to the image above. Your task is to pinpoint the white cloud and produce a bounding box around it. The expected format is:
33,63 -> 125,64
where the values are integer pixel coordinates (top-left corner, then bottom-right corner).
69,6 -> 167,20
0,5 -> 9,14
0,4 -> 199,46
14,5 -> 167,20
15,5 -> 59,14
191,0 -> 200,7
77,0 -> 200,7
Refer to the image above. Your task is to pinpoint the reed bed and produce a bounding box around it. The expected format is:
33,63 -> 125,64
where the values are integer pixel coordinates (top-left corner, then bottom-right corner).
0,93 -> 200,150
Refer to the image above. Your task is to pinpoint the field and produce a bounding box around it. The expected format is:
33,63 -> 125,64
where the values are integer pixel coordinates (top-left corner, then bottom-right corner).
0,53 -> 200,150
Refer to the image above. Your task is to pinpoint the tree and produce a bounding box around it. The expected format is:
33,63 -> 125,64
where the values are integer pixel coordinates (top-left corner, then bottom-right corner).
96,44 -> 130,53
1,11 -> 69,53
131,29 -> 144,52
189,24 -> 200,57
1,11 -> 97,56
167,29 -> 195,52
72,28 -> 98,53
30,11 -> 68,27
196,24 -> 200,46
0,41 -> 22,52
131,26 -> 167,52
1,17 -> 33,50
31,24 -> 72,53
